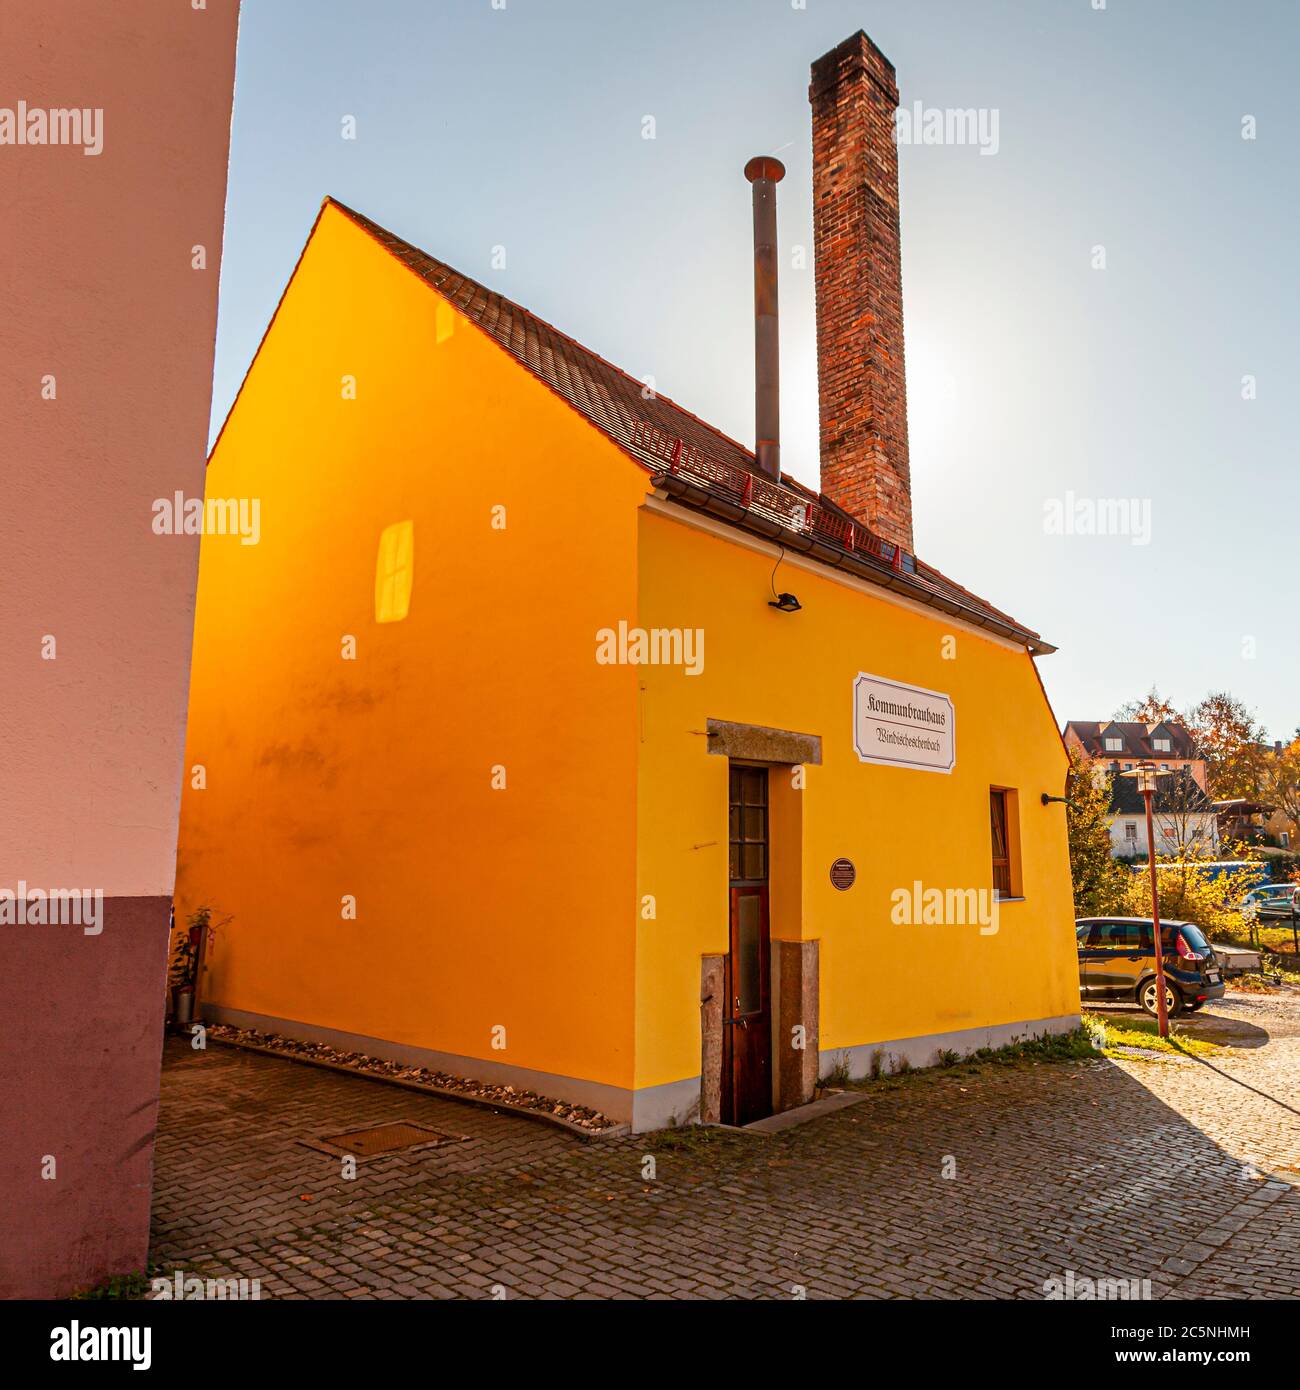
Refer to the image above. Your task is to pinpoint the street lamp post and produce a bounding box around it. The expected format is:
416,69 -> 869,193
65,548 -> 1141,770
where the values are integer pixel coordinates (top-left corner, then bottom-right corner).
1134,762 -> 1170,1038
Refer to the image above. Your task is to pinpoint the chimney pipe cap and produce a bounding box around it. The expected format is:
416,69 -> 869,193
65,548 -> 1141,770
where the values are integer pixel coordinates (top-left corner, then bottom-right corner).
744,155 -> 786,184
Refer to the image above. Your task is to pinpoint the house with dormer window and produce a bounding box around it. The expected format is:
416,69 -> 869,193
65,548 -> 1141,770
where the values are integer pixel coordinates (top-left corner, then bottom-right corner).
1063,720 -> 1207,791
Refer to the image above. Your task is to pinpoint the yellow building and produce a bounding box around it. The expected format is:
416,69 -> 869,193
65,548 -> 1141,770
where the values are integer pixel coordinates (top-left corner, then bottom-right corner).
176,31 -> 1079,1131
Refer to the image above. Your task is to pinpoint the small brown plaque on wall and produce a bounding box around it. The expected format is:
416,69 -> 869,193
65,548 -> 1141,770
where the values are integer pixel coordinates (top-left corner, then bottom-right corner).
829,858 -> 856,891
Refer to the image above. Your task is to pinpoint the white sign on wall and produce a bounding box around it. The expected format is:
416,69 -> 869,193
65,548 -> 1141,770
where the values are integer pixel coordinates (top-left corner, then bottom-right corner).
853,672 -> 955,774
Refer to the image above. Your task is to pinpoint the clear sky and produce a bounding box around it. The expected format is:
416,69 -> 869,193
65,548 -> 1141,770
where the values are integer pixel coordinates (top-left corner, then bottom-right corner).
212,0 -> 1299,740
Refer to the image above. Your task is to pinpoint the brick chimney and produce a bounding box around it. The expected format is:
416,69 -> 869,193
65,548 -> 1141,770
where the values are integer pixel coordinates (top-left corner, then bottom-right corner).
810,31 -> 913,555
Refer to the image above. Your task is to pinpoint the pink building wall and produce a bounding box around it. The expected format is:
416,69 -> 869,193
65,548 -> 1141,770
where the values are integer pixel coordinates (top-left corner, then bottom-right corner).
0,0 -> 240,1298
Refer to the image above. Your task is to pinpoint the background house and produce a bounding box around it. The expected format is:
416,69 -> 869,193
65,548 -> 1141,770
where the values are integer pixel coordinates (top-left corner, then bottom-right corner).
1063,720 -> 1207,789
1108,769 -> 1220,861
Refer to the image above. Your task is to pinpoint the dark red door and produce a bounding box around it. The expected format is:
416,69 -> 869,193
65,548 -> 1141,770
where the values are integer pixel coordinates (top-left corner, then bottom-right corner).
723,765 -> 772,1126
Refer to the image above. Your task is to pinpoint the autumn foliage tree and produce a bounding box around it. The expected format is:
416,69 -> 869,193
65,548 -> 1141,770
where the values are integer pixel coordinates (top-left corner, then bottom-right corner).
1262,737 -> 1300,846
1114,686 -> 1181,725
1113,687 -> 1271,802
1186,692 -> 1270,801
1065,747 -> 1127,916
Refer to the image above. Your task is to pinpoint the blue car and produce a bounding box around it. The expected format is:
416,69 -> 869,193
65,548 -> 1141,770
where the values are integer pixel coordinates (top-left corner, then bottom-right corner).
1242,884 -> 1298,924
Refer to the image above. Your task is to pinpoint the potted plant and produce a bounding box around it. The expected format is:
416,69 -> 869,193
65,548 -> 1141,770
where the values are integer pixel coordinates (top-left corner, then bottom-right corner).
168,924 -> 199,1026
168,905 -> 220,1028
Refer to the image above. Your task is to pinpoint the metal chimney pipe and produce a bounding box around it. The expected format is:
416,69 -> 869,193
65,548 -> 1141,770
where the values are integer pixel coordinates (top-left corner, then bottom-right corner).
744,155 -> 785,481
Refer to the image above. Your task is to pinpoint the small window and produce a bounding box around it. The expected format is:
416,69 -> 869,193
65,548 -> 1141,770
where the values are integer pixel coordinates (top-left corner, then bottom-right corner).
728,766 -> 768,884
1124,822 -> 1137,841
1153,737 -> 1171,752
989,789 -> 1013,897
1104,737 -> 1123,752
1281,832 -> 1291,849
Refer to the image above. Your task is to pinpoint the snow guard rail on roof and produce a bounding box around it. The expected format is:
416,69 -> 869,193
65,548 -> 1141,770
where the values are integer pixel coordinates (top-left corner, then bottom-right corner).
631,420 -> 914,574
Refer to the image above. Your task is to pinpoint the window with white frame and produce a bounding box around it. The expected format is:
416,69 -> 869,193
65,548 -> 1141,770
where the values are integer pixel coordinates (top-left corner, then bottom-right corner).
1152,737 -> 1171,752
1124,822 -> 1137,841
1104,736 -> 1123,751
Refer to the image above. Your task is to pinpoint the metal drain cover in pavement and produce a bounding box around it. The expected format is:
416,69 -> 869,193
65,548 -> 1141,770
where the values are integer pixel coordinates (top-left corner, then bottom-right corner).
300,1122 -> 467,1160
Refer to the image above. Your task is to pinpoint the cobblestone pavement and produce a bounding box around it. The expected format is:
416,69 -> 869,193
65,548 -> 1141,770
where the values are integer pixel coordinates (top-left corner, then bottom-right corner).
151,991 -> 1300,1299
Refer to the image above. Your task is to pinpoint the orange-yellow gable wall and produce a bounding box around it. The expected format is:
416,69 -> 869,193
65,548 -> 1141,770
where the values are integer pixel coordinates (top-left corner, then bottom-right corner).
634,506 -> 1078,1091
175,205 -> 647,1089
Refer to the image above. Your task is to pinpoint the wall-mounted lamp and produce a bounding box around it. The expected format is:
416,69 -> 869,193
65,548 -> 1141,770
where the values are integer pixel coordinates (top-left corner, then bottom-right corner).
767,545 -> 800,613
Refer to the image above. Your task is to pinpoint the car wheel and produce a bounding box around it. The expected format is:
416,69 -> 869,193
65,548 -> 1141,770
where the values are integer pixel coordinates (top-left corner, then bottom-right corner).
1138,977 -> 1183,1019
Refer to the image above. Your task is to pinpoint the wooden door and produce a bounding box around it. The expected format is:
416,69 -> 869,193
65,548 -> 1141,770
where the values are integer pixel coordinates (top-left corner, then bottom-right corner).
723,765 -> 772,1126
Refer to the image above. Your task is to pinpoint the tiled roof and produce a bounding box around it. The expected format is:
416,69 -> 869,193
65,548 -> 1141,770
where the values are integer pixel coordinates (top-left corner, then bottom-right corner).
327,198 -> 1052,654
1065,721 -> 1202,761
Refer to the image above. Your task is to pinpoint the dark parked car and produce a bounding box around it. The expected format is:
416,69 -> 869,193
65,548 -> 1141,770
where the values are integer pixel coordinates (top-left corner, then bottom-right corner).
1075,917 -> 1225,1017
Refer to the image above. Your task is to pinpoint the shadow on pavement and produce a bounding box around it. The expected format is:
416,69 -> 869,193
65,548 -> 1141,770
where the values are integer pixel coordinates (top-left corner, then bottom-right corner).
1091,1002 -> 1271,1049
